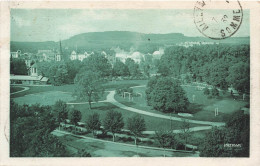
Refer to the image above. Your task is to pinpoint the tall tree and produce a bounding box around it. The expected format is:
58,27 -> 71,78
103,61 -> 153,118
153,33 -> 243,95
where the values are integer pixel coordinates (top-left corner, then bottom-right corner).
226,62 -> 250,93
10,58 -> 28,75
53,100 -> 68,129
81,54 -> 112,77
86,113 -> 101,137
10,101 -> 70,157
69,109 -> 82,128
146,76 -> 189,113
74,71 -> 104,109
103,110 -> 124,142
180,119 -> 191,150
127,115 -> 146,145
112,59 -> 129,76
125,58 -> 141,77
155,130 -> 175,157
199,110 -> 249,157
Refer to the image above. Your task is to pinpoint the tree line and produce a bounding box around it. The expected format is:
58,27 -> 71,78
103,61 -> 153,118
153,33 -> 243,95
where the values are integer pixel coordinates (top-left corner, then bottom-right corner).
158,44 -> 250,93
54,100 -> 146,146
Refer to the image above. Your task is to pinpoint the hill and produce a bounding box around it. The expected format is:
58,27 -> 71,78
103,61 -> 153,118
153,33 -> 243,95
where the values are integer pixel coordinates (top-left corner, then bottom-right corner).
11,31 -> 250,53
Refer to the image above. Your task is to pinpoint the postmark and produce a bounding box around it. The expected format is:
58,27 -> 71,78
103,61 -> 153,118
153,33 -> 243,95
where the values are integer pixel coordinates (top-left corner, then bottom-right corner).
194,0 -> 243,40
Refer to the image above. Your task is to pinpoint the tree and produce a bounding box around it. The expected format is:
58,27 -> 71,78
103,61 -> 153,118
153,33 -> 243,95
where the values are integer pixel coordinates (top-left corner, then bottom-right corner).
76,149 -> 91,157
199,127 -> 227,157
53,100 -> 68,129
37,61 -> 68,85
112,59 -> 129,76
180,119 -> 191,150
69,109 -> 82,128
74,71 -> 104,109
211,87 -> 219,98
125,58 -> 141,77
226,62 -> 250,93
146,76 -> 189,113
10,101 -> 70,157
103,110 -> 124,142
199,110 -> 249,157
86,113 -> 101,137
10,58 -> 28,75
203,87 -> 210,96
127,115 -> 146,145
155,130 -> 175,157
81,54 -> 112,77
66,59 -> 82,83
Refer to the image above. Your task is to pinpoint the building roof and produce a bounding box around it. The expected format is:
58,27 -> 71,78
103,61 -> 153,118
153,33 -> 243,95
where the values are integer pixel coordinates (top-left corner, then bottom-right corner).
10,75 -> 49,82
10,75 -> 43,81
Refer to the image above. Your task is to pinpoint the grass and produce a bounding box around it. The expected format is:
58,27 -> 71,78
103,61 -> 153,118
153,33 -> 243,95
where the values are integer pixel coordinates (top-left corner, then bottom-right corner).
10,86 -> 24,93
10,80 -> 148,98
10,84 -> 76,98
114,85 -> 249,122
70,102 -> 206,131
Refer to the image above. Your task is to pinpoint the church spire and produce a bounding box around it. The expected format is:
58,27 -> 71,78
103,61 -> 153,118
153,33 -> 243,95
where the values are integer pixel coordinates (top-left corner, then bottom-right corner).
59,39 -> 62,55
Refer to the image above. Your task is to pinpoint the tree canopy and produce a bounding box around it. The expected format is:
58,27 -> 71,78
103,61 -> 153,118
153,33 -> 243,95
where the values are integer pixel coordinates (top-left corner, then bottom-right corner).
10,100 -> 69,157
10,58 -> 28,75
103,110 -> 124,142
158,44 -> 250,93
199,110 -> 249,157
146,76 -> 189,113
127,115 -> 146,145
74,71 -> 104,109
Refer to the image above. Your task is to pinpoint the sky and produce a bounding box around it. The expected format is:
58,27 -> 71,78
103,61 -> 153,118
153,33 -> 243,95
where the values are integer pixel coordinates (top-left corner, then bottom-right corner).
11,9 -> 249,42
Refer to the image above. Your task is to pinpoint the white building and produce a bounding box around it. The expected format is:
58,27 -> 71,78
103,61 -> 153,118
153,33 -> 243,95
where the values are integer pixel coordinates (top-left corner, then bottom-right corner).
10,50 -> 21,58
70,51 -> 93,61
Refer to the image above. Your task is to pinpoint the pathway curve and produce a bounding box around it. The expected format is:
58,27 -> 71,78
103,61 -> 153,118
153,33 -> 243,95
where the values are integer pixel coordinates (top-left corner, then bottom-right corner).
10,86 -> 30,95
106,90 -> 225,127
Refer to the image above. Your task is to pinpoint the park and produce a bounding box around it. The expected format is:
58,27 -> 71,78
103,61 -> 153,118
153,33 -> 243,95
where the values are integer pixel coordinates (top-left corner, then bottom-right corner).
10,76 -> 249,157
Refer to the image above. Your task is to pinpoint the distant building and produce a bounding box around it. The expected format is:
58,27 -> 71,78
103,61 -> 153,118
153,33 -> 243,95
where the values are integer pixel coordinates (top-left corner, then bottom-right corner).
10,75 -> 49,85
70,51 -> 93,61
10,63 -> 49,85
10,50 -> 21,58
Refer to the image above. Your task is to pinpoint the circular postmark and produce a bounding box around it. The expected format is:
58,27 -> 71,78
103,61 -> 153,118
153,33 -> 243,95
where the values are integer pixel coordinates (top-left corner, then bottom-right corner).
194,0 -> 243,40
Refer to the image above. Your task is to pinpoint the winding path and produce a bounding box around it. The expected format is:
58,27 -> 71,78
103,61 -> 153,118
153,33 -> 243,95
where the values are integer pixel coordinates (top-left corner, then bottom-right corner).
105,90 -> 225,127
10,86 -> 30,95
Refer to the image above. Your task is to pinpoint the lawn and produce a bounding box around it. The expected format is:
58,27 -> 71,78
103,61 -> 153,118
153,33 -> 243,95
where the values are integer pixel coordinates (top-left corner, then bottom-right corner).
114,85 -> 249,122
10,80 -> 148,98
10,84 -> 76,98
70,102 -> 206,131
10,86 -> 24,93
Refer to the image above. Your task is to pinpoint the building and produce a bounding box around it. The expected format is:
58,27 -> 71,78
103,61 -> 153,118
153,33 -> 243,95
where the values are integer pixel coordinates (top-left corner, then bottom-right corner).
10,63 -> 49,85
10,50 -> 21,58
70,51 -> 93,61
10,75 -> 49,85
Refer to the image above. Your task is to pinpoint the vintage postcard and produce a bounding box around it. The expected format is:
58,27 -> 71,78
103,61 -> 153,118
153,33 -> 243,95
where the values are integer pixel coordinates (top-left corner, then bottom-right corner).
0,0 -> 260,166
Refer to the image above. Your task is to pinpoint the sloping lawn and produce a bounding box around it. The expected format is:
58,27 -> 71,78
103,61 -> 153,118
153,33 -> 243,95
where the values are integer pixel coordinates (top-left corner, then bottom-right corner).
70,102 -> 206,131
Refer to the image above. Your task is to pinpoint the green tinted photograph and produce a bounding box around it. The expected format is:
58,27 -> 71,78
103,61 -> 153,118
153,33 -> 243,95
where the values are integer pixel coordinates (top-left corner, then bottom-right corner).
10,6 -> 249,157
